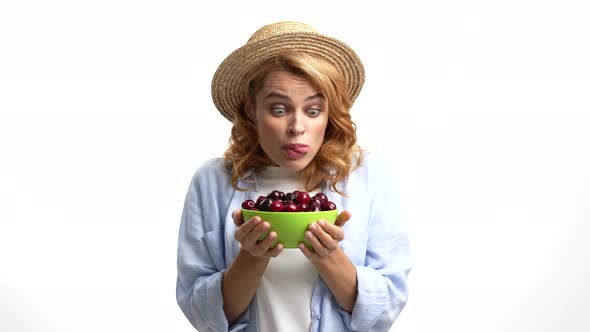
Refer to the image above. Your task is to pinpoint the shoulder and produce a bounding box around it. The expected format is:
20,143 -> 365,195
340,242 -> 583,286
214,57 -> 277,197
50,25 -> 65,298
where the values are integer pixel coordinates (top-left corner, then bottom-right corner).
194,157 -> 225,173
190,157 -> 231,187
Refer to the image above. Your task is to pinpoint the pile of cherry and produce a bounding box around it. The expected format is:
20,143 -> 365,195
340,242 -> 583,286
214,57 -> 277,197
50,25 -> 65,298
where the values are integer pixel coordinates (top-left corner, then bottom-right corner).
241,190 -> 337,212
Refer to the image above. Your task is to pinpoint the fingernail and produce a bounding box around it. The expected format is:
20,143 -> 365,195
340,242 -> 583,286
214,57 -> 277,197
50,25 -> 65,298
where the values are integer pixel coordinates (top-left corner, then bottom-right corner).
318,220 -> 326,226
309,223 -> 316,230
305,231 -> 313,239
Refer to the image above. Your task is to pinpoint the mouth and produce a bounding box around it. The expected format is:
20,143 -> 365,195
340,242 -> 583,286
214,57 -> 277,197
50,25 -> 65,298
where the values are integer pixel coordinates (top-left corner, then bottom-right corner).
282,143 -> 310,159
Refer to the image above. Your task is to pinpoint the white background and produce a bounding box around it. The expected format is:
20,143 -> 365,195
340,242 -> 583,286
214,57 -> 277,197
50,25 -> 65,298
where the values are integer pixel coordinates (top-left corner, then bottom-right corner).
1,1 -> 589,331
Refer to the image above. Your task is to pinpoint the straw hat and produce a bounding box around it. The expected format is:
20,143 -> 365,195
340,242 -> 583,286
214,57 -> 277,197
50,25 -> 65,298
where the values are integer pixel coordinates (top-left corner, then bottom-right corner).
211,21 -> 365,122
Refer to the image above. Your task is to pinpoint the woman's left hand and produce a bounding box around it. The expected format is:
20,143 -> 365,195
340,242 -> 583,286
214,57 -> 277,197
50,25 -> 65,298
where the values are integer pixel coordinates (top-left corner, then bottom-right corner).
299,210 -> 351,261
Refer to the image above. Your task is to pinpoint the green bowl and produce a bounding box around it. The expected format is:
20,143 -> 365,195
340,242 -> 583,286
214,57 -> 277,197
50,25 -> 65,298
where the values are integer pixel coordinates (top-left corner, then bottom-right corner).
241,209 -> 338,248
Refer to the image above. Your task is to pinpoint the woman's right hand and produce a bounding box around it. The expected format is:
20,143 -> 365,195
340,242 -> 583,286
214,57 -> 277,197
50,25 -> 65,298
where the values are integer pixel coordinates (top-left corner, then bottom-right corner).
232,210 -> 283,258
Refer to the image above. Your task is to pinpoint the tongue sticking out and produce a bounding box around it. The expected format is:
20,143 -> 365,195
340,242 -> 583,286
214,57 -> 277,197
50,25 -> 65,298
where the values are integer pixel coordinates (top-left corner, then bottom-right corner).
291,146 -> 310,154
285,146 -> 310,158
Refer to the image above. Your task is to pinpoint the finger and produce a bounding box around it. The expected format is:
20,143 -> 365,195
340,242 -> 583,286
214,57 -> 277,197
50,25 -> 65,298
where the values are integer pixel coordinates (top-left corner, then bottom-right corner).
305,230 -> 329,256
234,216 -> 261,242
232,210 -> 245,226
243,221 -> 270,249
252,232 -> 277,257
316,220 -> 345,242
334,210 -> 352,227
266,241 -> 284,258
308,222 -> 339,251
254,230 -> 277,255
298,242 -> 316,260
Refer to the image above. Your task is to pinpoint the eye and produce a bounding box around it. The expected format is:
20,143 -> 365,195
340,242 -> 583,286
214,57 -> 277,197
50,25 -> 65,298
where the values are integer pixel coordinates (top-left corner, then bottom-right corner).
271,107 -> 287,116
307,108 -> 321,117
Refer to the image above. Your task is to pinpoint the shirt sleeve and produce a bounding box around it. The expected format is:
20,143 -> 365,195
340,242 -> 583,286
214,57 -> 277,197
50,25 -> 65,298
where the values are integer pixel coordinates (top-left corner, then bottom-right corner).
175,166 -> 252,332
339,154 -> 413,331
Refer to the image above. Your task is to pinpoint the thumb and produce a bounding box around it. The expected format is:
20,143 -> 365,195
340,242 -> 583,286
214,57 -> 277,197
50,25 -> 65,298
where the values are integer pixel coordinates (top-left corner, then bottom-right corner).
335,210 -> 352,227
232,210 -> 244,226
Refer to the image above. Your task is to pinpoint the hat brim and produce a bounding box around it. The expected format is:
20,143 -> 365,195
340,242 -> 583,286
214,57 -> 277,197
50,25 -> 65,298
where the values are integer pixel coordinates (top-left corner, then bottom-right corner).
211,31 -> 365,122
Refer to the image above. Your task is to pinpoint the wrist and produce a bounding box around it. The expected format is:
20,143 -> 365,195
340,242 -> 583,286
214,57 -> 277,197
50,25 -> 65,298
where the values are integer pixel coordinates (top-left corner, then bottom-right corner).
313,246 -> 347,270
238,248 -> 271,265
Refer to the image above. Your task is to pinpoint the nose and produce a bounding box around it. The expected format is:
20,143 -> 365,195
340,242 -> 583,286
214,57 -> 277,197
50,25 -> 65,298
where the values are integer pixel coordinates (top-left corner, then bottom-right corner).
288,113 -> 305,136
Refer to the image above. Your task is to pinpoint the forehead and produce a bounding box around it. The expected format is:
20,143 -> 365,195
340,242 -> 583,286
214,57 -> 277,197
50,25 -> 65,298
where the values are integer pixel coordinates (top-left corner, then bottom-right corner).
259,71 -> 320,95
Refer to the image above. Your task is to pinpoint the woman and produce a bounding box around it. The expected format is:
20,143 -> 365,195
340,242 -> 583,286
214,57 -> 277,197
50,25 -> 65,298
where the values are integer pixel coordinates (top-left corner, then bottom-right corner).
176,21 -> 412,332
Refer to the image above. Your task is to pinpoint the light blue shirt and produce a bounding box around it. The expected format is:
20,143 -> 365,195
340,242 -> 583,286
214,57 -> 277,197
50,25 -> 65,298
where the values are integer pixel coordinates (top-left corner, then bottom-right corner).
176,152 -> 413,331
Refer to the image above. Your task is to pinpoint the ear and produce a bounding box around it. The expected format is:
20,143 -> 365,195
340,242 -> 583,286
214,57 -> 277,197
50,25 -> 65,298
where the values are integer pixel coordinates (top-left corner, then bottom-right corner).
244,100 -> 255,122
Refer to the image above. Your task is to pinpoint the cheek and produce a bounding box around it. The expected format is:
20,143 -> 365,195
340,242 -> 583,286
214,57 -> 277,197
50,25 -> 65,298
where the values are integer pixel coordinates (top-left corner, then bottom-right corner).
258,120 -> 282,134
314,121 -> 329,142
256,119 -> 284,144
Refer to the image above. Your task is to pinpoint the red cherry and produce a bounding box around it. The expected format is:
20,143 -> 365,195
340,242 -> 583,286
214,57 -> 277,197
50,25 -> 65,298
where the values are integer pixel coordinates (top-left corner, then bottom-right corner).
320,201 -> 337,211
268,200 -> 284,212
297,203 -> 309,212
284,192 -> 297,201
242,199 -> 256,210
259,198 -> 273,211
308,199 -> 321,212
309,197 -> 322,206
283,203 -> 298,212
313,193 -> 328,203
255,196 -> 266,208
295,191 -> 311,205
267,190 -> 284,200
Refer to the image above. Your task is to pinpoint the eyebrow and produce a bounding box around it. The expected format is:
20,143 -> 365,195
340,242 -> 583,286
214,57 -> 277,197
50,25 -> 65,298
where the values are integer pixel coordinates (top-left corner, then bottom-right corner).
264,91 -> 324,102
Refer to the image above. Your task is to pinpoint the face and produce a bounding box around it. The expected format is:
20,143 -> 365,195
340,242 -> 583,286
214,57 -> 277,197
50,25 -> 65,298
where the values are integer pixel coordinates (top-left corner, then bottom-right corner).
246,70 -> 329,171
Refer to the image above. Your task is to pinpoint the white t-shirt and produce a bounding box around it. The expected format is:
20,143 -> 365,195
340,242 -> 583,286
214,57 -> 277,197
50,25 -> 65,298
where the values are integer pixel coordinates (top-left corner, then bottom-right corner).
254,166 -> 319,332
